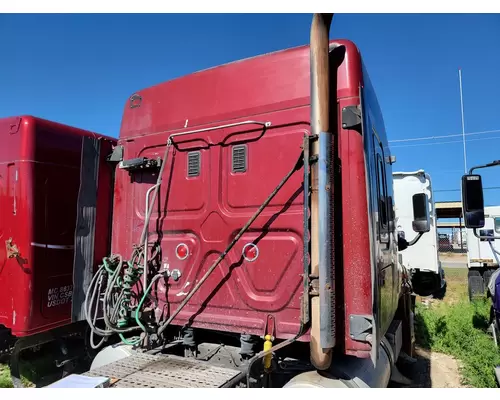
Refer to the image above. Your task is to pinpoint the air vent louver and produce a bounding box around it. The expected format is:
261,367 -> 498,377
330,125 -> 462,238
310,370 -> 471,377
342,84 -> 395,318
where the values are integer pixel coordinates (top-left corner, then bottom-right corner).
232,145 -> 247,173
187,151 -> 201,177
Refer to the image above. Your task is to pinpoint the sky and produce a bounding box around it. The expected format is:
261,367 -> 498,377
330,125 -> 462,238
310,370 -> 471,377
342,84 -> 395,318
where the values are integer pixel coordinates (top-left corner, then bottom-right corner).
1,13 -> 500,207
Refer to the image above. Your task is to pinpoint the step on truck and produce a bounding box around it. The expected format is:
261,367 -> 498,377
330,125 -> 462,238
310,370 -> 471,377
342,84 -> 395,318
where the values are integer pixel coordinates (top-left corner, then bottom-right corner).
393,170 -> 446,298
5,14 -> 433,388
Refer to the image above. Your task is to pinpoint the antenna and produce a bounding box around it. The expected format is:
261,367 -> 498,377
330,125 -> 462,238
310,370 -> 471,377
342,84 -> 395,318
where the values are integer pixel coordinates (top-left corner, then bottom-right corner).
459,67 -> 467,174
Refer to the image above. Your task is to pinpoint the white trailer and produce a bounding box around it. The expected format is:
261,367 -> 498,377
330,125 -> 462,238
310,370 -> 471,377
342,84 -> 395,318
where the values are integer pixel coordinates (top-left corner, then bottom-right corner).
465,205 -> 500,300
393,170 -> 446,297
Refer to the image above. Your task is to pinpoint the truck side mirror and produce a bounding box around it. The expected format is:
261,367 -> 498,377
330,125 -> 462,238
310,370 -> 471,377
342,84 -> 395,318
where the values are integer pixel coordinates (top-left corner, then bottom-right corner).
461,174 -> 485,228
412,193 -> 430,233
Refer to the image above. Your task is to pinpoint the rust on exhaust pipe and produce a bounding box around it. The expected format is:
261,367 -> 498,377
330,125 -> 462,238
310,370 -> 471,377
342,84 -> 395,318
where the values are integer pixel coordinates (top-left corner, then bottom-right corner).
309,12 -> 334,371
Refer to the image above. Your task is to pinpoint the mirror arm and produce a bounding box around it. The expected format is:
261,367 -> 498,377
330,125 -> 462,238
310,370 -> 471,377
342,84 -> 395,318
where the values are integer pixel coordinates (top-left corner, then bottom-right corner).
407,232 -> 424,247
398,232 -> 424,252
487,241 -> 500,263
469,160 -> 500,175
473,228 -> 500,241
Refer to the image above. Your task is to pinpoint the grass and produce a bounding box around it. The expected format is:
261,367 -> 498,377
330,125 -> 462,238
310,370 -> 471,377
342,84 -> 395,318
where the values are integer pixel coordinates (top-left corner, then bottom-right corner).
0,362 -> 37,388
0,363 -> 13,388
0,349 -> 51,388
415,267 -> 500,388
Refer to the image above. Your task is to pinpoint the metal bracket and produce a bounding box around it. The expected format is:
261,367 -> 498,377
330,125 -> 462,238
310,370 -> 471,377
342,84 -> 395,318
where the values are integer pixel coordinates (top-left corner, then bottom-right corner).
309,278 -> 319,296
318,131 -> 335,350
349,314 -> 373,342
119,157 -> 162,172
301,134 -> 312,326
262,315 -> 276,340
5,238 -> 19,259
342,105 -> 362,133
107,145 -> 124,163
385,155 -> 396,165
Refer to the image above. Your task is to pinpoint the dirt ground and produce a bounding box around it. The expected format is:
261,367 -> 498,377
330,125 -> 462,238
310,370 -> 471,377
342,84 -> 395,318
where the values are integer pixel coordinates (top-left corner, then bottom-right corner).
397,267 -> 469,388
399,347 -> 465,388
439,252 -> 467,263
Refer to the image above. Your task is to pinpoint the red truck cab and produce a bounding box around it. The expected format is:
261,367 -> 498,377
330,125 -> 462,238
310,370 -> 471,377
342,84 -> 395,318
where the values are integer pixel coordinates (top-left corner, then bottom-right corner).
110,39 -> 403,364
0,116 -> 114,338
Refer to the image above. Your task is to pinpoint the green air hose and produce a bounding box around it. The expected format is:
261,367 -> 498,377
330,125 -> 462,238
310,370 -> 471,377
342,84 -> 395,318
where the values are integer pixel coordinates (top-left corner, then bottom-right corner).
117,269 -> 160,347
84,252 -> 146,349
135,274 -> 164,333
84,243 -> 164,348
117,261 -> 143,328
119,333 -> 141,346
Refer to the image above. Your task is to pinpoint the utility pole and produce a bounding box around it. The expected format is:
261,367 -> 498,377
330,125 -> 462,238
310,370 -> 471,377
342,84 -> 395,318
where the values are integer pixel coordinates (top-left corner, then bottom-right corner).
459,67 -> 467,174
459,67 -> 467,250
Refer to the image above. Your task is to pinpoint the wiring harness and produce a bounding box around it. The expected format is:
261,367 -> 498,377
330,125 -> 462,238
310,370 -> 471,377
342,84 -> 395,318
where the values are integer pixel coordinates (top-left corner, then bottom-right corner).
84,244 -> 162,349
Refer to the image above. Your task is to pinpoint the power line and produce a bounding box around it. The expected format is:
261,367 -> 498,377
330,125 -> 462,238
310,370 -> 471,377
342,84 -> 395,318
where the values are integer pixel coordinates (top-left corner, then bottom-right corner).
391,134 -> 500,149
388,129 -> 500,144
435,186 -> 500,193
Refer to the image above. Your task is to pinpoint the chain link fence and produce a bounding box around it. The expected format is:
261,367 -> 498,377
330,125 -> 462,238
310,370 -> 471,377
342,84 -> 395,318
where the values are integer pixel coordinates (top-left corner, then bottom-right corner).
437,227 -> 467,255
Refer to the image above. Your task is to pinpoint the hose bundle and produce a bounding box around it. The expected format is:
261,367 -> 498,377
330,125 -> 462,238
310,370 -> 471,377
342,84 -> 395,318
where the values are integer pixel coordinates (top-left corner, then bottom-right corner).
84,245 -> 160,349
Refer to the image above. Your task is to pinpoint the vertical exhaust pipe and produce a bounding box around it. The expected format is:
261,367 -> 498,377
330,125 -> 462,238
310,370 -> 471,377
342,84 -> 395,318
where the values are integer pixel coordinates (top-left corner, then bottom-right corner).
309,13 -> 334,371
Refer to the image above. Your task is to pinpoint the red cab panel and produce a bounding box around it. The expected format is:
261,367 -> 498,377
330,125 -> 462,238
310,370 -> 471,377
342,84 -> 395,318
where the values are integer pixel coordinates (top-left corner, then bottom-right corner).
0,116 -> 115,337
113,39 -> 374,353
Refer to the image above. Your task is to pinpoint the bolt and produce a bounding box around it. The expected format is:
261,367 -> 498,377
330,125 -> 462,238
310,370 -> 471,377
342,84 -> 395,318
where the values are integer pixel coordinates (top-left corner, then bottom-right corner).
171,269 -> 182,281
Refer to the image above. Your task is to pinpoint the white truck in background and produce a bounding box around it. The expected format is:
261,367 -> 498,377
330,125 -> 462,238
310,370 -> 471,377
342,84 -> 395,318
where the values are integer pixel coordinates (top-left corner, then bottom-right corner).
393,170 -> 446,298
466,205 -> 500,300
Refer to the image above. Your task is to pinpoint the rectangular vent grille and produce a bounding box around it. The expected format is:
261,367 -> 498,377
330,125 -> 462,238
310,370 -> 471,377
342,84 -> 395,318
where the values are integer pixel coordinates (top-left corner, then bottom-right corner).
187,151 -> 201,177
232,145 -> 247,173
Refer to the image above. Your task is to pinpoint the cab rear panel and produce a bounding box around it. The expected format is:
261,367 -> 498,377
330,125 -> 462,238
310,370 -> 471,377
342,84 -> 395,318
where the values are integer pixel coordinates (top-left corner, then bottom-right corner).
112,40 -> 390,357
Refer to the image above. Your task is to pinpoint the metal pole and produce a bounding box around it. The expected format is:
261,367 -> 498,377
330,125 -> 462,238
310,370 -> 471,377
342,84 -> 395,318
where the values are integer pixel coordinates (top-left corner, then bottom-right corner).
309,12 -> 334,371
460,216 -> 463,251
459,68 -> 467,174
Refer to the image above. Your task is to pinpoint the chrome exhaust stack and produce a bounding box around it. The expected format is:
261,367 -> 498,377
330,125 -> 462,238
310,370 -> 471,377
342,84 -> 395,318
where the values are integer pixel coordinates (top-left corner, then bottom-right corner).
309,13 -> 335,371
